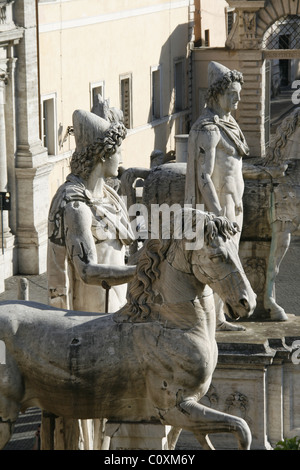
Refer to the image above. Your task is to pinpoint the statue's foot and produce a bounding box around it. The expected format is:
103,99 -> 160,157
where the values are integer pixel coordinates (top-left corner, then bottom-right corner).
216,320 -> 246,332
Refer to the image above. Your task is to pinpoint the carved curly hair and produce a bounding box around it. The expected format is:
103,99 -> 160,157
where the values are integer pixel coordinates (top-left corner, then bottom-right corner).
70,122 -> 127,180
206,70 -> 244,105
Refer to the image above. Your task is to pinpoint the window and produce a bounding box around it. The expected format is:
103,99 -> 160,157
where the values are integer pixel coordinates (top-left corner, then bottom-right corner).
263,15 -> 300,50
151,66 -> 162,120
174,59 -> 184,112
205,30 -> 210,47
41,93 -> 57,156
90,81 -> 105,111
120,74 -> 132,129
226,8 -> 236,36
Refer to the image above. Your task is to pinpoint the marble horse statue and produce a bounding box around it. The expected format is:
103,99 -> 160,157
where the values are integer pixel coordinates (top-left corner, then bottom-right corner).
121,107 -> 300,321
0,208 -> 256,450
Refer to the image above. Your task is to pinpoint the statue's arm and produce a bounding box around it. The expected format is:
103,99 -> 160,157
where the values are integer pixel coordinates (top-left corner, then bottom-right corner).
190,126 -> 222,215
64,202 -> 136,286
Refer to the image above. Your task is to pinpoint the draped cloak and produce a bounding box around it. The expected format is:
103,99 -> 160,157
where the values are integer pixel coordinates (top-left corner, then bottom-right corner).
47,174 -> 135,310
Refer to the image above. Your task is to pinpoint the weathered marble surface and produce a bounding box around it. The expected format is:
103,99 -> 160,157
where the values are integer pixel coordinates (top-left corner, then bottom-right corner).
45,102 -> 136,449
0,209 -> 256,450
121,106 -> 300,323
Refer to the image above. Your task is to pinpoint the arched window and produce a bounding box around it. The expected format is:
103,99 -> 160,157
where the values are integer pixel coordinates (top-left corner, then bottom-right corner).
262,15 -> 300,145
262,15 -> 300,50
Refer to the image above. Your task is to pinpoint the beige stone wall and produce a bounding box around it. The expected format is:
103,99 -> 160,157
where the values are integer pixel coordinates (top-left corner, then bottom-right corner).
38,0 -> 191,198
199,0 -> 228,47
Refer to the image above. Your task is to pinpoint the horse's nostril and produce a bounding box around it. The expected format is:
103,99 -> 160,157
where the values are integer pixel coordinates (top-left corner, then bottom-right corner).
240,298 -> 249,310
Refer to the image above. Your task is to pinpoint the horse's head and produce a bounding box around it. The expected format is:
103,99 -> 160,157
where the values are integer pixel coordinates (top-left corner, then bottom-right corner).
180,209 -> 256,321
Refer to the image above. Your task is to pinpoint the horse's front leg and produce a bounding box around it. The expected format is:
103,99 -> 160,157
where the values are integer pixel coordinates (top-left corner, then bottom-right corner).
163,399 -> 252,450
264,220 -> 291,321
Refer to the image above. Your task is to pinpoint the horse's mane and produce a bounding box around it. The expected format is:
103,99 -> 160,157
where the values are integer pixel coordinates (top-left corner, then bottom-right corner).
263,107 -> 300,166
117,210 -> 238,321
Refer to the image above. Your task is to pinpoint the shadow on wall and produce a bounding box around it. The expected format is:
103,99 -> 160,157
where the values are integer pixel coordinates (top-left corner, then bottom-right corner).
148,23 -> 190,156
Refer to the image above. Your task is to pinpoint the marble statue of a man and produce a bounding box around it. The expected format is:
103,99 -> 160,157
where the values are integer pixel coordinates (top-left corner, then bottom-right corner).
185,61 -> 250,331
44,107 -> 136,450
47,109 -> 136,314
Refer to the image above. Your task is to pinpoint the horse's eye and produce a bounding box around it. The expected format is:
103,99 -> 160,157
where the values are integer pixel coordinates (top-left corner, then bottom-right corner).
210,252 -> 227,263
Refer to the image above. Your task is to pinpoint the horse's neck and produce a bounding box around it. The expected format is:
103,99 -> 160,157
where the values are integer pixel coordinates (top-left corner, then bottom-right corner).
153,259 -> 199,303
151,259 -> 215,330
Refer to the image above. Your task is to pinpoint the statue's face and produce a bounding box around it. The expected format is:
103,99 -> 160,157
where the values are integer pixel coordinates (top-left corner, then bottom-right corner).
103,146 -> 122,178
218,81 -> 241,113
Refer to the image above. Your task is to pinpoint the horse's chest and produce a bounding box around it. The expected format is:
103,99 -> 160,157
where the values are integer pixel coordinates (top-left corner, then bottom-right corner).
137,324 -> 217,384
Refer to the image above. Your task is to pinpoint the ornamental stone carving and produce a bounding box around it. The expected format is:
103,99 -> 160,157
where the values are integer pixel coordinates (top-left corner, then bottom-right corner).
225,1 -> 265,50
0,0 -> 15,29
225,392 -> 252,424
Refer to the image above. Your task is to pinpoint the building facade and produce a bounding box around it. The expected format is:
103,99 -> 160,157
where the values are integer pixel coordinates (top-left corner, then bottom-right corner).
0,0 -> 50,293
0,0 -> 194,292
1,0 -> 299,293
37,0 -> 194,197
192,0 -> 300,157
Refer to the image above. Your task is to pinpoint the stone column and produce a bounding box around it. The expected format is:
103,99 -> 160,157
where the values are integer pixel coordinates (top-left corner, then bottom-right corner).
0,74 -> 9,237
14,0 -> 52,274
5,43 -> 18,235
0,76 -> 6,294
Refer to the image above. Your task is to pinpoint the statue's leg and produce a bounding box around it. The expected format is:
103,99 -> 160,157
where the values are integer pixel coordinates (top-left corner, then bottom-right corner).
0,418 -> 15,450
0,358 -> 22,449
0,395 -> 19,450
167,427 -> 182,450
79,418 -> 107,450
163,400 -> 252,450
215,223 -> 246,331
264,220 -> 291,321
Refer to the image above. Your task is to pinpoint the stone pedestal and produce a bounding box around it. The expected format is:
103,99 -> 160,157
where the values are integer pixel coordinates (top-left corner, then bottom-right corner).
103,423 -> 172,450
204,315 -> 300,450
15,164 -> 52,274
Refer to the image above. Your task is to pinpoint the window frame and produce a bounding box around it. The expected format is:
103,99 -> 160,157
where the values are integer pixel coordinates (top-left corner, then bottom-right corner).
90,80 -> 105,111
119,73 -> 133,129
41,92 -> 58,156
151,64 -> 162,121
174,58 -> 185,112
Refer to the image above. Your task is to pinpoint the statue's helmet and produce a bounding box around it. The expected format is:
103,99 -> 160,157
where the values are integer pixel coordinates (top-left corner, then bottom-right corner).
207,61 -> 232,89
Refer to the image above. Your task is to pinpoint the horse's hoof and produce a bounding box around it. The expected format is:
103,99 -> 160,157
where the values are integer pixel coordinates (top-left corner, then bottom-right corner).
216,321 -> 246,331
269,308 -> 288,322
